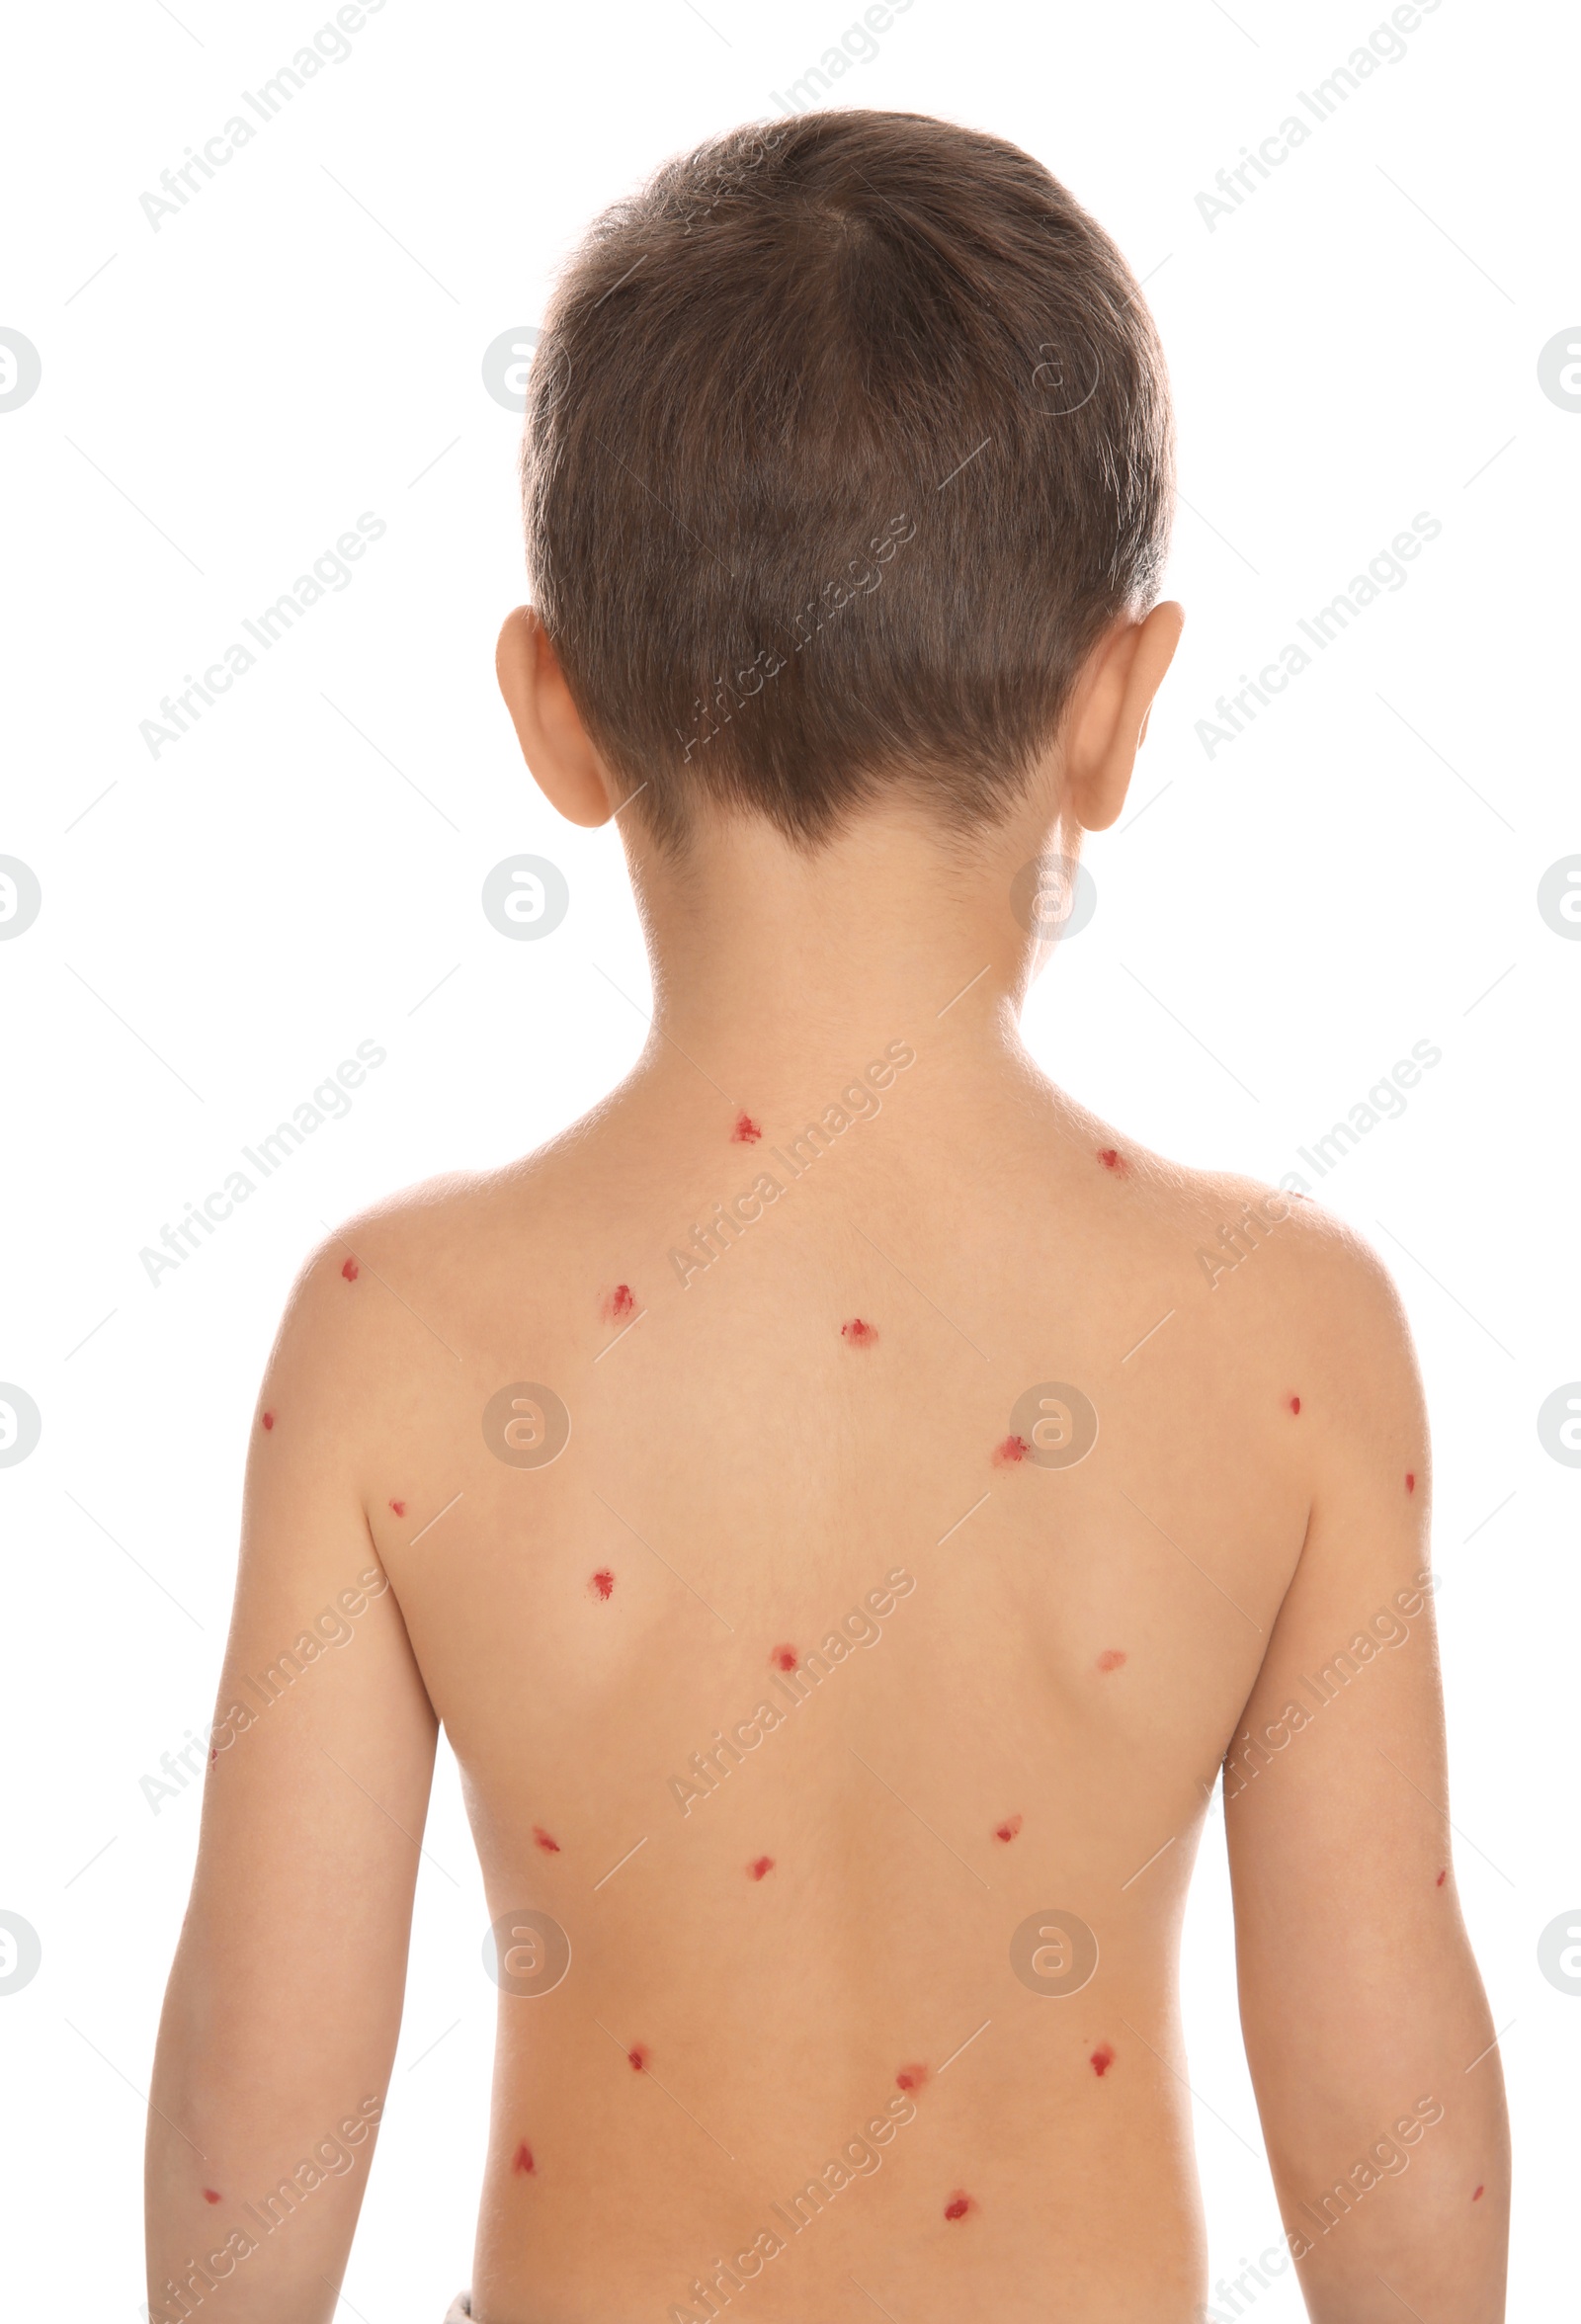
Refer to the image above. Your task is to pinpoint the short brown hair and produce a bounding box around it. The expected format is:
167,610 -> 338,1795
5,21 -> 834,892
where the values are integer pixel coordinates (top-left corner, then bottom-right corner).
522,109 -> 1174,850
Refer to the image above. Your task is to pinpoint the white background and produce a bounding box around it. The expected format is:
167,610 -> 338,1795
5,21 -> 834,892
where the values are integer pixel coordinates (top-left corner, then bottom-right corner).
2,0 -> 1577,2315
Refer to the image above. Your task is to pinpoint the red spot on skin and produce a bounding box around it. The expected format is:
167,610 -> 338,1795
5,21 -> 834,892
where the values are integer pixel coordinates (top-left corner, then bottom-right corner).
341,1258 -> 359,1282
261,1410 -> 275,1431
208,1747 -> 216,1765
895,2065 -> 929,2092
513,2142 -> 535,2176
1090,2043 -> 1116,2077
1406,1472 -> 1416,1493
1097,1148 -> 1129,1176
749,1856 -> 775,1881
944,2192 -> 974,2220
1288,1395 -> 1301,1415
591,1568 -> 615,1601
994,1814 -> 1024,1844
533,1826 -> 561,1854
731,1113 -> 762,1144
993,1435 -> 1029,1466
389,1498 -> 406,1517
841,1318 -> 878,1348
771,1644 -> 797,1672
1096,1649 -> 1126,1674
627,2045 -> 648,2072
1437,1868 -> 1448,1886
603,1284 -> 635,1322
1472,2184 -> 1484,2200
202,2188 -> 221,2203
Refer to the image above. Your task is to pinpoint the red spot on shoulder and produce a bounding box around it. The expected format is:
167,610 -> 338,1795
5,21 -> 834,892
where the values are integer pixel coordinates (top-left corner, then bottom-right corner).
603,1283 -> 635,1322
1288,1395 -> 1301,1415
771,1643 -> 797,1672
841,1317 -> 878,1348
994,1813 -> 1023,1844
1472,2184 -> 1484,2200
627,2044 -> 648,2072
341,1258 -> 360,1282
749,1855 -> 775,1881
1097,1147 -> 1128,1176
512,2141 -> 535,2175
1096,1648 -> 1126,1673
1090,2042 -> 1116,2077
993,1435 -> 1029,1466
944,2191 -> 974,2220
202,2188 -> 221,2203
731,1113 -> 762,1144
591,1567 -> 615,1600
1436,1868 -> 1447,1886
1406,1471 -> 1416,1493
895,2064 -> 929,2092
261,1410 -> 275,1431
533,1825 -> 561,1854
388,1498 -> 406,1517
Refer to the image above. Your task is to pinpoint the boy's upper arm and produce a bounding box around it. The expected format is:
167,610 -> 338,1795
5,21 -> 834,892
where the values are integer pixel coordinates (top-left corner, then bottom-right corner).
1225,1216 -> 1486,2157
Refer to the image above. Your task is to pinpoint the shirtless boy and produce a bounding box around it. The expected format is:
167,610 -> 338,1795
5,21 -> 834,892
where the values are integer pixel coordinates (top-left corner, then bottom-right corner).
145,109 -> 1508,2324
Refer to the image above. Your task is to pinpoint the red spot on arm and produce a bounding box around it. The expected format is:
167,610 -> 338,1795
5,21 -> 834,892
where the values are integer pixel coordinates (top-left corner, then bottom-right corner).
1090,2042 -> 1116,2077
1097,1147 -> 1128,1176
993,1435 -> 1029,1466
1436,1868 -> 1447,1886
388,1498 -> 406,1517
603,1283 -> 636,1322
1472,2184 -> 1484,2200
627,2044 -> 648,2072
512,2141 -> 535,2175
895,2064 -> 929,2092
993,1813 -> 1023,1844
1406,1471 -> 1416,1493
341,1258 -> 360,1282
1096,1648 -> 1126,1673
1288,1395 -> 1301,1415
202,2188 -> 221,2203
841,1318 -> 878,1348
944,2191 -> 975,2220
731,1113 -> 762,1144
748,1855 -> 775,1880
261,1410 -> 275,1431
590,1567 -> 615,1600
533,1826 -> 561,1854
771,1644 -> 797,1672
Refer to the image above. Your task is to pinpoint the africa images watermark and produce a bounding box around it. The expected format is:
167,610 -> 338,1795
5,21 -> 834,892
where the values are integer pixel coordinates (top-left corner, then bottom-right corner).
1195,513 -> 1442,761
1194,1 -> 1447,231
139,514 -> 387,759
138,2 -> 393,232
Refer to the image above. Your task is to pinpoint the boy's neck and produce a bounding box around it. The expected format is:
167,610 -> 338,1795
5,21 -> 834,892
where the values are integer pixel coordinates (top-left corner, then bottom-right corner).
621,799 -> 1058,1099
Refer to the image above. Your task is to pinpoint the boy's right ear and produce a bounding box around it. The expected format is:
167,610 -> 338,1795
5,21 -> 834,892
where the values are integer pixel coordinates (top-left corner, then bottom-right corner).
494,607 -> 617,829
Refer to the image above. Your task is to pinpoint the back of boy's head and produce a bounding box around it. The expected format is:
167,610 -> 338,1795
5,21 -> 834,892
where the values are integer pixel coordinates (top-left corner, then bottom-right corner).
523,108 -> 1173,852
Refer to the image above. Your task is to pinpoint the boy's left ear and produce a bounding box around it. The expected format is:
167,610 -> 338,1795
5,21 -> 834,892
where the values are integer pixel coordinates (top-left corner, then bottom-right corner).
495,606 -> 617,828
1062,600 -> 1184,832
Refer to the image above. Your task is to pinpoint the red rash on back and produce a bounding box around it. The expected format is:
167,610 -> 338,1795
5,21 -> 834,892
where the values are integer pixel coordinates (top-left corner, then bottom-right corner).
1406,1472 -> 1416,1493
202,2188 -> 221,2203
513,2142 -> 535,2175
261,1411 -> 275,1431
731,1113 -> 762,1144
389,1499 -> 406,1517
994,1814 -> 1023,1844
841,1318 -> 878,1348
1097,1148 -> 1128,1176
1097,1649 -> 1126,1674
1472,2184 -> 1484,2200
895,2065 -> 929,2092
749,1856 -> 775,1881
627,2045 -> 648,2072
341,1258 -> 359,1282
944,2192 -> 974,2220
771,1644 -> 797,1672
1437,1868 -> 1448,1886
591,1568 -> 616,1601
993,1435 -> 1029,1466
1288,1395 -> 1301,1415
603,1284 -> 635,1322
208,1747 -> 217,1765
533,1826 -> 561,1854
1090,2043 -> 1116,2077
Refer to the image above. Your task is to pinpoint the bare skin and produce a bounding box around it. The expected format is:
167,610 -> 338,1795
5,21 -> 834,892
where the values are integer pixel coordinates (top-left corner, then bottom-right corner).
146,603 -> 1508,2324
